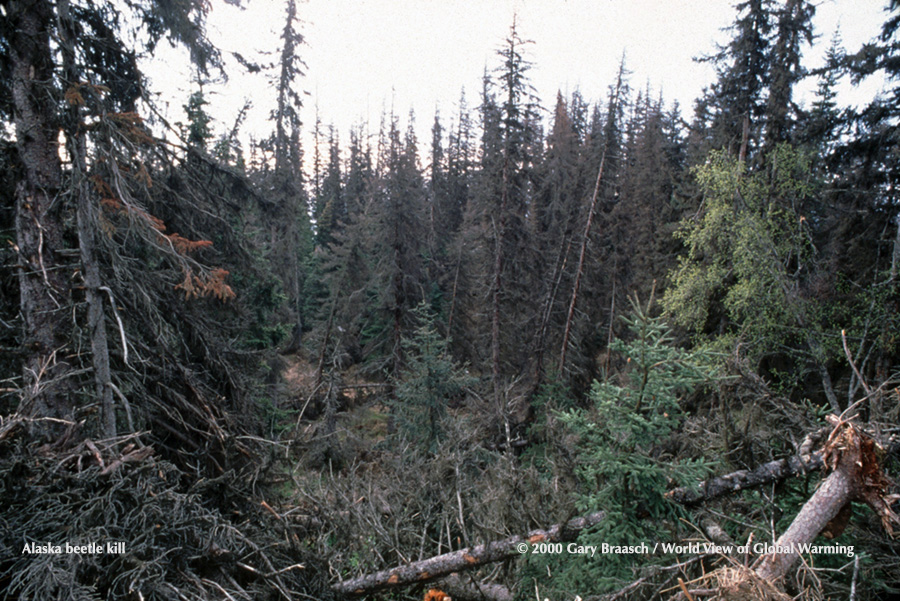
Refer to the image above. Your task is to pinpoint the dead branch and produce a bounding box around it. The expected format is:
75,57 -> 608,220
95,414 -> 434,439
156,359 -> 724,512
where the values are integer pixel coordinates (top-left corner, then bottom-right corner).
0,413 -> 28,442
666,452 -> 824,506
842,329 -> 873,399
99,445 -> 154,475
332,511 -> 607,596
436,574 -> 512,601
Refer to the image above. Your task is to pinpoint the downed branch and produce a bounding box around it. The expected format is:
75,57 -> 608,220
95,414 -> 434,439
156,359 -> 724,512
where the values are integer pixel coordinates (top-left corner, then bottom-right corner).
436,574 -> 512,601
666,451 -> 824,506
332,510 -> 607,596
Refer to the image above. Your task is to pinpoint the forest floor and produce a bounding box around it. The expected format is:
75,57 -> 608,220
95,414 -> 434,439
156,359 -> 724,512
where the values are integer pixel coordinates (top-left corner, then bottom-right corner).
281,352 -> 316,401
281,352 -> 386,410
277,351 -> 393,468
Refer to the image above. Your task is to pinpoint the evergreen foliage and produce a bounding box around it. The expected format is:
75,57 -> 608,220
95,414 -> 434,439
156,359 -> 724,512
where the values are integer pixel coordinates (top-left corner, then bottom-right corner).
548,296 -> 717,594
663,145 -> 841,400
2,2 -> 900,599
391,303 -> 474,455
701,0 -> 774,160
183,89 -> 213,149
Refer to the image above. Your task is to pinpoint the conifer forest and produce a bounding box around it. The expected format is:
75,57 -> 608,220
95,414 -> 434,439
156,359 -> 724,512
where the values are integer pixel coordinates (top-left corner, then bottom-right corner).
3,0 -> 900,599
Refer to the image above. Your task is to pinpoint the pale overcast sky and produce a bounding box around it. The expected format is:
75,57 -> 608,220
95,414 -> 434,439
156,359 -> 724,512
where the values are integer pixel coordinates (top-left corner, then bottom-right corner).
145,0 -> 891,158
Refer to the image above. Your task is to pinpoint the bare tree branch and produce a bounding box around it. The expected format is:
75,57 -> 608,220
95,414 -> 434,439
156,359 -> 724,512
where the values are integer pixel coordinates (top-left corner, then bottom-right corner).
666,451 -> 824,506
332,511 -> 607,596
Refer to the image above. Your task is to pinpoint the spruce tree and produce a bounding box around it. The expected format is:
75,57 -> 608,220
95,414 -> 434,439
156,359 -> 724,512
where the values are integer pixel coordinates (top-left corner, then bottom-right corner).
491,21 -> 541,407
391,303 -> 473,455
763,0 -> 815,154
547,296 -> 716,595
4,0 -> 226,437
315,127 -> 345,247
702,0 -> 774,162
264,0 -> 311,351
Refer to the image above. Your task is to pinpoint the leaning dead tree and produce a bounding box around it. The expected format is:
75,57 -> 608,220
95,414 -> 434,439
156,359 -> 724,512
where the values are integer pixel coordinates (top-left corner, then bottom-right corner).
558,68 -> 620,374
671,415 -> 898,600
753,415 -> 898,583
332,511 -> 607,596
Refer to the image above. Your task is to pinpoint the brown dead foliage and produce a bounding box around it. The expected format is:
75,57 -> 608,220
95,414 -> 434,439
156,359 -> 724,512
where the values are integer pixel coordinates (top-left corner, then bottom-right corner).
708,566 -> 792,601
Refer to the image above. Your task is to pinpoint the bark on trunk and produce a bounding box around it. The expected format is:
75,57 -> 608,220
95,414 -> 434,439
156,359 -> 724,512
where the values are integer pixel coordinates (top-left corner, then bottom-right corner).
754,459 -> 856,583
666,451 -> 824,506
77,187 -> 116,438
333,511 -> 607,596
753,417 -> 897,584
58,0 -> 117,439
10,0 -> 75,434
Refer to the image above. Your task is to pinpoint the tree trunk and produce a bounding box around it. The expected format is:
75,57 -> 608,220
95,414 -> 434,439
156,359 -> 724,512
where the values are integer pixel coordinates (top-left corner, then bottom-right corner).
530,233 -> 571,388
891,211 -> 900,281
446,244 -> 463,334
333,511 -> 607,596
559,151 -> 605,373
753,457 -> 856,582
58,0 -> 117,439
738,113 -> 750,163
754,417 -> 897,584
491,158 -> 509,444
10,0 -> 75,434
76,187 -> 117,438
314,297 -> 337,391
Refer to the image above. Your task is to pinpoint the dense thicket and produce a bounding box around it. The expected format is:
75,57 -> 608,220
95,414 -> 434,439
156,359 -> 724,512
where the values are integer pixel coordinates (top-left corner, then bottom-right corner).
2,1 -> 899,600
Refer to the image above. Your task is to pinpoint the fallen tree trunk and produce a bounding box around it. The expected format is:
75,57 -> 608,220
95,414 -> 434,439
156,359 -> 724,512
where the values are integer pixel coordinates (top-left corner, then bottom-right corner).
754,416 -> 898,584
332,511 -> 607,596
666,451 -> 824,506
753,456 -> 857,583
666,417 -> 898,600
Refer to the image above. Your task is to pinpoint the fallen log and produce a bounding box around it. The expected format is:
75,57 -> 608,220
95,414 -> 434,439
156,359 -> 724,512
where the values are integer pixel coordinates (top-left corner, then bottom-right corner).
754,415 -> 898,583
666,451 -> 824,506
666,416 -> 898,600
332,510 -> 607,596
